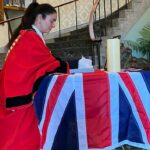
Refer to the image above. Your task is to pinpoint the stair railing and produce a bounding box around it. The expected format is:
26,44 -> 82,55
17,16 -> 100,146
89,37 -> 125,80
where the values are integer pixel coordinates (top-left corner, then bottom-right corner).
53,0 -> 78,37
89,0 -> 102,68
0,15 -> 22,24
89,0 -> 131,68
89,0 -> 131,41
89,0 -> 100,41
0,0 -> 79,38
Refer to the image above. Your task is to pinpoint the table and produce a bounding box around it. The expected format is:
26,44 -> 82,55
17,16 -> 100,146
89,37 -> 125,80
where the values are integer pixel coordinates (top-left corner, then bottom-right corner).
34,71 -> 150,150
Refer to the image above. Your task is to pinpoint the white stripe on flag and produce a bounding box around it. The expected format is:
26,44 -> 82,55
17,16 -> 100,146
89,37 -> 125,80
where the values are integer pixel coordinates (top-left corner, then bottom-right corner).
74,73 -> 88,150
129,72 -> 150,120
39,75 -> 58,133
117,74 -> 149,145
109,73 -> 120,145
43,75 -> 75,149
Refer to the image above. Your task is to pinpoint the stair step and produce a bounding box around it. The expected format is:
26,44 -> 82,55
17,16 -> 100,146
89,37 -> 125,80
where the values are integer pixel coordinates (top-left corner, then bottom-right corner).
128,0 -> 149,11
51,46 -> 93,61
70,26 -> 89,35
47,31 -> 90,43
119,9 -> 134,18
107,26 -> 121,36
112,18 -> 127,27
127,0 -> 143,9
47,38 -> 92,50
45,32 -> 71,42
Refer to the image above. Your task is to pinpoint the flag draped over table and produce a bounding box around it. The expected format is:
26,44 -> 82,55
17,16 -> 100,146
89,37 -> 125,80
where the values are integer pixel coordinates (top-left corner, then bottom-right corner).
33,71 -> 150,150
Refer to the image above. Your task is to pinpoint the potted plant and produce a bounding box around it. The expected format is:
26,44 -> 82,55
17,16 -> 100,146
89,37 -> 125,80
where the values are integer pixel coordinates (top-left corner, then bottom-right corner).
125,23 -> 150,61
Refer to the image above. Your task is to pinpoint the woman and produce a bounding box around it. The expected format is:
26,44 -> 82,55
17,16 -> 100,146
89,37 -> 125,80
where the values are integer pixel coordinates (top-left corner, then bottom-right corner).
0,2 -> 69,149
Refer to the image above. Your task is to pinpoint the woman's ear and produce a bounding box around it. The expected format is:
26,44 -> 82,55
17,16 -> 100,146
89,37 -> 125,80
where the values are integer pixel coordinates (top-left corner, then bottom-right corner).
35,14 -> 43,25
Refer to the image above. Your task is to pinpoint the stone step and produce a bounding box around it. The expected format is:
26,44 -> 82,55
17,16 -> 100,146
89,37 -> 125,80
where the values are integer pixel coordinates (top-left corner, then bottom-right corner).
127,0 -> 143,9
45,25 -> 88,41
48,31 -> 90,43
106,26 -> 121,37
70,26 -> 89,35
130,0 -> 148,9
45,32 -> 71,43
119,9 -> 134,18
51,47 -> 93,61
47,39 -> 92,50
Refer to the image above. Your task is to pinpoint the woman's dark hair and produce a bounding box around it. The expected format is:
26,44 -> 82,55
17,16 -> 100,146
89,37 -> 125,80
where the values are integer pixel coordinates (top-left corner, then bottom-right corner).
8,2 -> 56,47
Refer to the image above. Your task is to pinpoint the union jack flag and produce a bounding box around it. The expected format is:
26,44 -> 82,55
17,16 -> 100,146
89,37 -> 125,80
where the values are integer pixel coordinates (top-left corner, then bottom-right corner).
34,71 -> 150,150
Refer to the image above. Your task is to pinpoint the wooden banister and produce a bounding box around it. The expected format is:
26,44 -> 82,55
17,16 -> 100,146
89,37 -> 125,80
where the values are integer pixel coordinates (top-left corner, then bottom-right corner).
89,0 -> 100,41
0,15 -> 22,24
54,0 -> 78,8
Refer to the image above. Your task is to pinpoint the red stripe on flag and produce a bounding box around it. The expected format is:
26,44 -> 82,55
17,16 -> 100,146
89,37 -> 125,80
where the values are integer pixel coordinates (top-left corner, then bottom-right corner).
83,71 -> 112,148
119,72 -> 150,143
41,75 -> 67,148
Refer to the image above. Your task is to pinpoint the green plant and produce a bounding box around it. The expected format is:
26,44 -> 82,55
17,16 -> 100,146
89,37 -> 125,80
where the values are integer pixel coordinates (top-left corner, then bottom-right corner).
124,24 -> 150,61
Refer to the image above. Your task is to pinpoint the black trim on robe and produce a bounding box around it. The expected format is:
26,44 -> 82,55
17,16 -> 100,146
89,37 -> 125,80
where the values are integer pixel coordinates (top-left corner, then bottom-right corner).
6,94 -> 32,108
33,60 -> 68,92
6,60 -> 68,108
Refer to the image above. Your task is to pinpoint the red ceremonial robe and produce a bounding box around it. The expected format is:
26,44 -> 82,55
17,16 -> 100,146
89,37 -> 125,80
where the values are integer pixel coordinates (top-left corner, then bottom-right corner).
0,30 -> 64,149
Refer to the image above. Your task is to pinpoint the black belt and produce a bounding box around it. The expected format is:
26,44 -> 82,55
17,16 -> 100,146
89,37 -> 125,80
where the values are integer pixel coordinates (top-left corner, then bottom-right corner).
6,93 -> 32,108
5,73 -> 53,108
5,75 -> 45,108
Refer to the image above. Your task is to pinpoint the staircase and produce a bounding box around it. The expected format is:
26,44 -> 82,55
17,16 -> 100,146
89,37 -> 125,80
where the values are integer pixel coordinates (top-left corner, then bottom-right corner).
47,27 -> 92,61
47,0 -> 150,69
100,0 -> 150,68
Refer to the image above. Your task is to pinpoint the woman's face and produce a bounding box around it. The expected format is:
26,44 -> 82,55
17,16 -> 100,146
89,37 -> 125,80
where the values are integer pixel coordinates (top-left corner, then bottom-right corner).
36,13 -> 57,33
